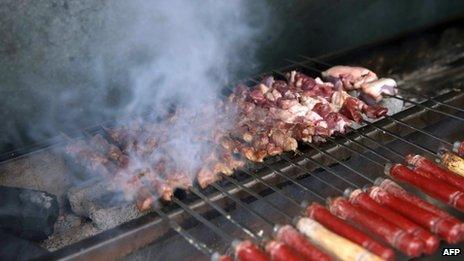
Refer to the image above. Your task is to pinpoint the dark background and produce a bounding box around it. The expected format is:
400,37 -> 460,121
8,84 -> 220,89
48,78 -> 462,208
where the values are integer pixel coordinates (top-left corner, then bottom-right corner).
1,0 -> 464,152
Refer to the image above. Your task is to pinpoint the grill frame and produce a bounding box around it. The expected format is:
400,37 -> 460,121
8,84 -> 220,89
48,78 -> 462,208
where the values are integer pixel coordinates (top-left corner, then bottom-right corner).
3,17 -> 461,260
36,66 -> 464,260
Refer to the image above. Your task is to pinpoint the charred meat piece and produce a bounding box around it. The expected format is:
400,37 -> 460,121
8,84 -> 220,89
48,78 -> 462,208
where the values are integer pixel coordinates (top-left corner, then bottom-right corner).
339,97 -> 364,123
362,104 -> 388,119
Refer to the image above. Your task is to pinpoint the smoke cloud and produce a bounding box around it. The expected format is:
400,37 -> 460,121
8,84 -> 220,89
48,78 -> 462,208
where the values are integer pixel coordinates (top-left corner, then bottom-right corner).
101,0 -> 272,198
0,0 -> 272,204
0,0 -> 270,149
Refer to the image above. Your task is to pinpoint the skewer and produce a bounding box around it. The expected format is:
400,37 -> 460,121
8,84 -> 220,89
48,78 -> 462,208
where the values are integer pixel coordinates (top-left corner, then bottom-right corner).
385,115 -> 452,146
172,197 -> 235,243
362,119 -> 437,156
59,131 -> 75,141
205,162 -> 396,258
220,174 -> 293,221
347,128 -> 405,160
237,167 -> 301,209
189,187 -> 260,241
194,178 -> 336,257
209,182 -> 275,227
394,86 -> 464,114
325,136 -> 385,168
258,156 -> 342,200
304,143 -> 376,184
277,153 -> 352,192
152,207 -> 214,256
384,94 -> 464,122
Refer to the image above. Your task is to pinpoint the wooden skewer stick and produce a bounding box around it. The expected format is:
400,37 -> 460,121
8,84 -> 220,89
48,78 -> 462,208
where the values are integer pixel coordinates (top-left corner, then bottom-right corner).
296,217 -> 382,261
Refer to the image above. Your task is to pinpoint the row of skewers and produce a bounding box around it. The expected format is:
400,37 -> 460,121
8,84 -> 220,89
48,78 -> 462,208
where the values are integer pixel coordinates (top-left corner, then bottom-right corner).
212,144 -> 464,261
64,66 -> 396,208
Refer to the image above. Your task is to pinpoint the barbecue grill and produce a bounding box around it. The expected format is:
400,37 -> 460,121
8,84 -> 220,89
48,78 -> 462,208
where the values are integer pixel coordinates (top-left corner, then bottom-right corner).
1,15 -> 464,261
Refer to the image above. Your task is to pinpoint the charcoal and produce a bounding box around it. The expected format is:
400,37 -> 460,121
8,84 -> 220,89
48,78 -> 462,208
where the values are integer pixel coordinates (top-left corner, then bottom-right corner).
0,186 -> 59,241
0,231 -> 48,260
67,181 -> 144,229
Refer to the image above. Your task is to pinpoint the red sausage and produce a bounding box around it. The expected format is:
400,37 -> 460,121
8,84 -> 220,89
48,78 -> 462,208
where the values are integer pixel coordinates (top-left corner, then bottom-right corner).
329,197 -> 423,257
368,186 -> 463,244
306,202 -> 395,261
376,178 -> 462,223
265,240 -> 306,261
414,167 -> 463,191
275,225 -> 333,261
348,189 -> 439,255
453,141 -> 464,157
387,163 -> 464,211
376,178 -> 464,236
406,154 -> 464,190
234,240 -> 269,261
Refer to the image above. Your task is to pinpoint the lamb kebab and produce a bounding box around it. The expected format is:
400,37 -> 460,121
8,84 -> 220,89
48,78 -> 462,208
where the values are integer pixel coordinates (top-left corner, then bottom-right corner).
65,66 -> 395,210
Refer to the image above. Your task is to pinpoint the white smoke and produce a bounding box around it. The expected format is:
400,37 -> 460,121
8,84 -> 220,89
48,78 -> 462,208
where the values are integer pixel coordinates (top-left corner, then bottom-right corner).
0,1 -> 272,203
119,0 -> 266,114
108,0 -> 269,179
0,0 -> 269,148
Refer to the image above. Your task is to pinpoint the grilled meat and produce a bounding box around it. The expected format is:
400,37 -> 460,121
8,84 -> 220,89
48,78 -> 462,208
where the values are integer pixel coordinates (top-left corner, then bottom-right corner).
322,65 -> 378,90
65,68 -> 393,210
360,78 -> 398,104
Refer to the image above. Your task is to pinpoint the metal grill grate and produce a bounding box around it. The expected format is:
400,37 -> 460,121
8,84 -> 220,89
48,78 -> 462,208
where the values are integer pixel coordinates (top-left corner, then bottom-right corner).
33,56 -> 464,260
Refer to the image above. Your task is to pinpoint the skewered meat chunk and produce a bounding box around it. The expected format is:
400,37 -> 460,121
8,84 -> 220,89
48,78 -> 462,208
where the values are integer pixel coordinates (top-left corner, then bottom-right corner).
362,103 -> 388,119
322,65 -> 378,90
360,78 -> 397,104
339,97 -> 364,123
197,167 -> 218,189
136,187 -> 155,211
65,140 -> 114,176
91,134 -> 129,167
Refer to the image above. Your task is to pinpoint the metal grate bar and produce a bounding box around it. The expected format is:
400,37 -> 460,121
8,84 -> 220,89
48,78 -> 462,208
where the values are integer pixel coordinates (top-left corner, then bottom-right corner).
220,174 -> 293,221
277,153 -> 349,192
238,166 -> 302,209
385,94 -> 464,122
172,197 -> 235,243
385,115 -> 453,146
394,86 -> 464,114
325,136 -> 386,168
210,182 -> 275,227
347,127 -> 405,160
152,207 -> 214,256
362,120 -> 437,156
303,143 -> 375,184
189,186 -> 260,242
